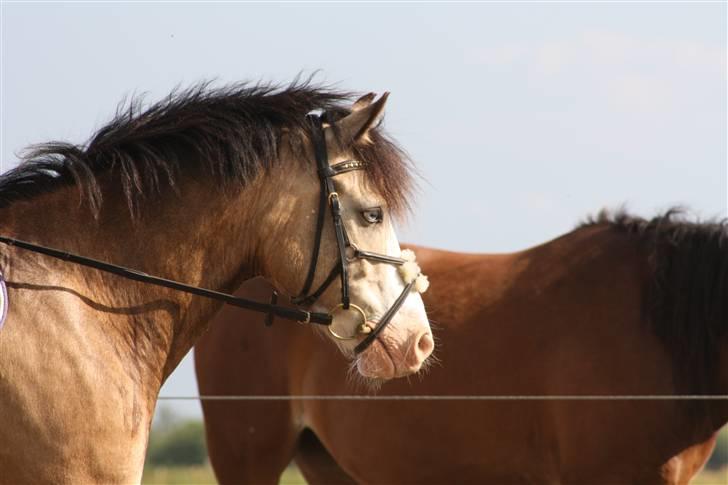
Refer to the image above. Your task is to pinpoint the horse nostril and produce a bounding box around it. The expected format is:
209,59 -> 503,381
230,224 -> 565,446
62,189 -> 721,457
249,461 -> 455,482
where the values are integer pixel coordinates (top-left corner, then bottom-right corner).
404,332 -> 434,372
417,332 -> 434,357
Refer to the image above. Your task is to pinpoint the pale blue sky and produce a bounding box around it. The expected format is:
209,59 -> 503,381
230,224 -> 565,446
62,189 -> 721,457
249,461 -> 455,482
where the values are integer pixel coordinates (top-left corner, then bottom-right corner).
2,2 -> 726,418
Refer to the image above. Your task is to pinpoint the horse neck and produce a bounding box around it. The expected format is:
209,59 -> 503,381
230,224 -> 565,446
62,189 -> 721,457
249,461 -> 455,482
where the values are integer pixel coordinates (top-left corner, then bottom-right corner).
0,170 -> 278,382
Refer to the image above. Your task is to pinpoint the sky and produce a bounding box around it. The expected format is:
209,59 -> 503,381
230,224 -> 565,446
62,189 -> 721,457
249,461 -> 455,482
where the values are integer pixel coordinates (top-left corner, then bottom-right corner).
2,2 -> 726,418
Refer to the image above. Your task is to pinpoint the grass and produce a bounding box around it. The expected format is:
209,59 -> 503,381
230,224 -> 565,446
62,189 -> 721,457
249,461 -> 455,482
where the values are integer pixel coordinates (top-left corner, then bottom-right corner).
692,467 -> 727,485
141,464 -> 305,484
141,465 -> 214,484
142,464 -> 726,484
143,408 -> 728,483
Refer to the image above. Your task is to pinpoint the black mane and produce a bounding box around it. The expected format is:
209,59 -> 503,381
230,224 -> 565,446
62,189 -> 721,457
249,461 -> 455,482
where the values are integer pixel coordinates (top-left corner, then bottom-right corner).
0,80 -> 412,216
583,209 -> 728,412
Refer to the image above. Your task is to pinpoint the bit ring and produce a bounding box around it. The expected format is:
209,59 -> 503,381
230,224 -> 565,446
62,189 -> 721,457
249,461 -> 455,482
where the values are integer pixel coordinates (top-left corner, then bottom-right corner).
327,303 -> 369,340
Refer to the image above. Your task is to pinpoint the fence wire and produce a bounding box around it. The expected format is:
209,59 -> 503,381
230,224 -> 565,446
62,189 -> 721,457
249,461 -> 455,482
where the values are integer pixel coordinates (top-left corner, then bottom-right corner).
158,395 -> 728,401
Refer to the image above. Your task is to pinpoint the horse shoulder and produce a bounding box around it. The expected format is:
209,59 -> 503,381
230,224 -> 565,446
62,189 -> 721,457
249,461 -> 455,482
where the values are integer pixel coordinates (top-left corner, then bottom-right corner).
0,273 -> 155,483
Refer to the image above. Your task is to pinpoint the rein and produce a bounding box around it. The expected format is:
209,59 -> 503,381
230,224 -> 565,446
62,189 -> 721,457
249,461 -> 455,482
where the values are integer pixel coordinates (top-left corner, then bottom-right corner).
0,236 -> 332,326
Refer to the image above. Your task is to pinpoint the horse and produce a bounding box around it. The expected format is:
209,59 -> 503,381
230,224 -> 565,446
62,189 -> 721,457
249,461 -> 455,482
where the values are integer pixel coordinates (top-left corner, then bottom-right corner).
0,81 -> 433,483
196,211 -> 728,484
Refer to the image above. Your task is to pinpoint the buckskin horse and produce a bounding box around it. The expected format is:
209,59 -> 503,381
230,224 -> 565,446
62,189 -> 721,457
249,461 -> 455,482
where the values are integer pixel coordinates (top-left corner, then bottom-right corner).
196,211 -> 728,484
0,82 -> 433,483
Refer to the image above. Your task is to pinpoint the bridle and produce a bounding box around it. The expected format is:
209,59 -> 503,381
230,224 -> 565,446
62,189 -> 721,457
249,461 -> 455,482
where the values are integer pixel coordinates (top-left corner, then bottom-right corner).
0,112 -> 424,354
293,113 -> 423,354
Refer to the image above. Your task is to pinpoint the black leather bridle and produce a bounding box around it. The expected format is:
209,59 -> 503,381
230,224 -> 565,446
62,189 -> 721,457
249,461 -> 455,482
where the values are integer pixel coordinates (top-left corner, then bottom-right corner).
0,112 -> 421,354
293,114 -> 420,354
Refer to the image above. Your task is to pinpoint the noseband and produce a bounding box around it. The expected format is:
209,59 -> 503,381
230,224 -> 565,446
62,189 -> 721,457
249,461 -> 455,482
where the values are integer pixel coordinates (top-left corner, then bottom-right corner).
293,114 -> 425,354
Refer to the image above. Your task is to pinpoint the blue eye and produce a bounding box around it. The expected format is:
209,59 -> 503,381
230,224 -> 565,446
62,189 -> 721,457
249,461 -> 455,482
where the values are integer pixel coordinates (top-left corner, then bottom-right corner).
361,207 -> 383,224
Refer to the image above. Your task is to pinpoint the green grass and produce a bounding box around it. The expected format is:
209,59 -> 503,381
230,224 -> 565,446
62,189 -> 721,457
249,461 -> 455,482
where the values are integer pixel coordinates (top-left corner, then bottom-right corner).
143,426 -> 727,485
693,466 -> 727,485
142,464 -> 725,484
141,464 -> 305,484
141,465 -> 214,484
143,407 -> 728,484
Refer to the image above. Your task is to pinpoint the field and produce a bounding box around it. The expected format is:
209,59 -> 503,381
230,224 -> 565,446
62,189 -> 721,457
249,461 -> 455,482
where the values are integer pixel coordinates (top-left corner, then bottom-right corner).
693,467 -> 728,485
142,420 -> 728,484
142,464 -> 305,484
142,464 -> 727,484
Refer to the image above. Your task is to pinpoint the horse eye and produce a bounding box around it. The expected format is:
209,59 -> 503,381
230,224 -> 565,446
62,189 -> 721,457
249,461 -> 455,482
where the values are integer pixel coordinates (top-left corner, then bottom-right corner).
361,207 -> 383,224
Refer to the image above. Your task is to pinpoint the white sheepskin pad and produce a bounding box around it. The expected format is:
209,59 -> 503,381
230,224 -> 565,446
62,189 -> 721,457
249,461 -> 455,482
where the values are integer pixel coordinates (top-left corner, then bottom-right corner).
399,261 -> 421,284
414,274 -> 430,293
397,250 -> 429,294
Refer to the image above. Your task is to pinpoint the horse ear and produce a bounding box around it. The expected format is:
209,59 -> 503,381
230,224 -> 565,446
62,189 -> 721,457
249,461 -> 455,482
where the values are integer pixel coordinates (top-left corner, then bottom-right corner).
352,92 -> 375,112
334,92 -> 389,145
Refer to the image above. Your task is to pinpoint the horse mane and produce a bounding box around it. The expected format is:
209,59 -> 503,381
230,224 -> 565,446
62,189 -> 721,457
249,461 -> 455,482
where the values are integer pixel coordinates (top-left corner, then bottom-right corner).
0,79 -> 413,217
582,208 -> 728,406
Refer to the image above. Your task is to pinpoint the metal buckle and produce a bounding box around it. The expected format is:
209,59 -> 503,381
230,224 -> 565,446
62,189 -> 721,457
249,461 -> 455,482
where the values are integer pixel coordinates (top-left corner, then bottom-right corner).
298,311 -> 311,325
328,191 -> 339,205
327,303 -> 369,340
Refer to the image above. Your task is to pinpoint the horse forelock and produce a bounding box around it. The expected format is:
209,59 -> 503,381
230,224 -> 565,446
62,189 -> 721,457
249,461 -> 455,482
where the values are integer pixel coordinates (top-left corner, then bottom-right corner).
0,79 -> 414,219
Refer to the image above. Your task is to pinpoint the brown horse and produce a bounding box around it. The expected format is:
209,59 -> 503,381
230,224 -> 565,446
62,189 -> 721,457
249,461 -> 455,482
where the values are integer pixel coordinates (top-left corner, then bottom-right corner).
196,211 -> 728,484
0,82 -> 432,483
